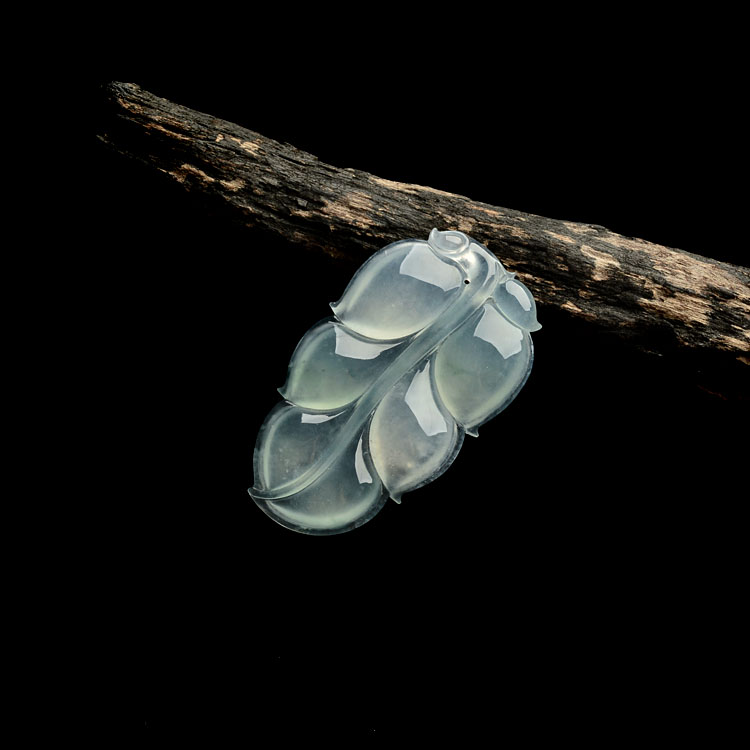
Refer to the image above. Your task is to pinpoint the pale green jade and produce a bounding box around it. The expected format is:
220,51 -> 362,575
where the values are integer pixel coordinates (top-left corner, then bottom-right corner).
249,229 -> 541,535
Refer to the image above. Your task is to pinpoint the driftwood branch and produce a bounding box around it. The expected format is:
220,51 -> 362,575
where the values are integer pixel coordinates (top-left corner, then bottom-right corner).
97,82 -> 749,397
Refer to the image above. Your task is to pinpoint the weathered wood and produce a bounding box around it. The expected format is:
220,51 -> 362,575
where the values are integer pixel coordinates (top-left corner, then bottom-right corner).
97,81 -> 749,397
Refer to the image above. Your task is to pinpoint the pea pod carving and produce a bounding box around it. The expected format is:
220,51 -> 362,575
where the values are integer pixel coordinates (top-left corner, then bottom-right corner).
249,229 -> 541,535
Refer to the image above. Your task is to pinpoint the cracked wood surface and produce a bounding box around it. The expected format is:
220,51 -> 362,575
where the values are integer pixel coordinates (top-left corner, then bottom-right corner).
97,82 -> 749,396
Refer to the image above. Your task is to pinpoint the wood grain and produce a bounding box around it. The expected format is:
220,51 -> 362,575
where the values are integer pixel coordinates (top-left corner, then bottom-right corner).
97,81 -> 749,398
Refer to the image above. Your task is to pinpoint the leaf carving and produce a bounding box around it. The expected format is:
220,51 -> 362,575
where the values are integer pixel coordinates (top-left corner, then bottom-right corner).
369,359 -> 461,502
434,301 -> 533,435
331,239 -> 463,340
249,230 -> 541,534
279,320 -> 405,411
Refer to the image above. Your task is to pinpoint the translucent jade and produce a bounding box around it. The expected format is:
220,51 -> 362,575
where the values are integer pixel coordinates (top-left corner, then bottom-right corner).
249,229 -> 541,535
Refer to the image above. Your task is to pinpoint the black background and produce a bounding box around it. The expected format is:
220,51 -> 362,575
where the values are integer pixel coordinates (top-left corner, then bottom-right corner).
94,34 -> 745,742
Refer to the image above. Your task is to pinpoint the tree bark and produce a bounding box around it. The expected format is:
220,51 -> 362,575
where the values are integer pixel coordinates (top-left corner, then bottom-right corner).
97,81 -> 749,399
